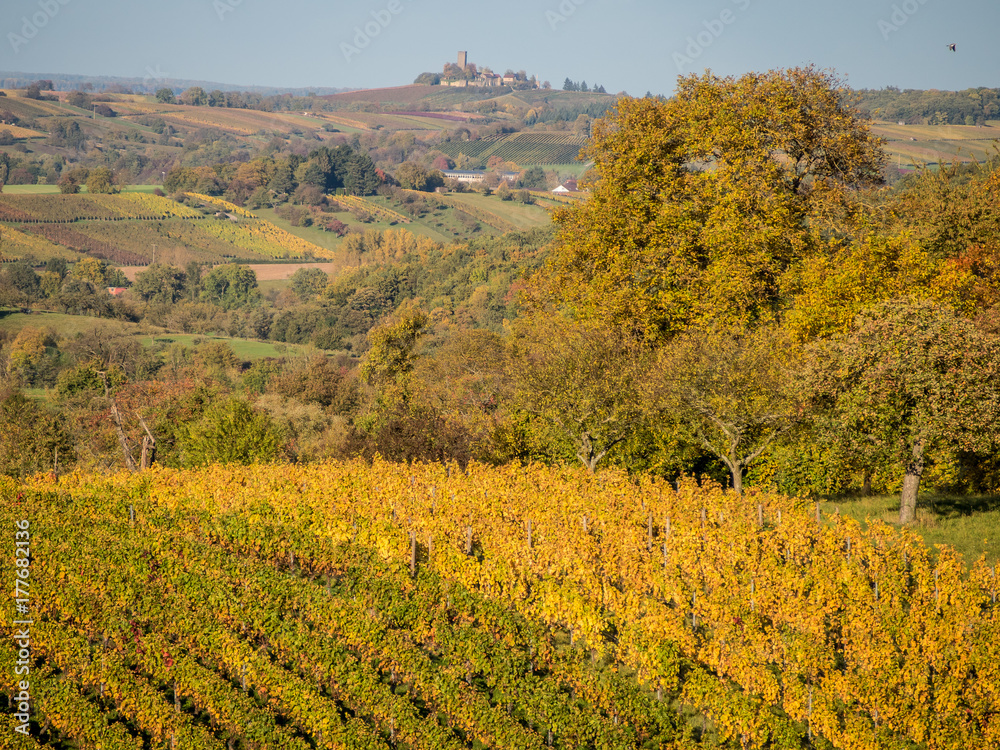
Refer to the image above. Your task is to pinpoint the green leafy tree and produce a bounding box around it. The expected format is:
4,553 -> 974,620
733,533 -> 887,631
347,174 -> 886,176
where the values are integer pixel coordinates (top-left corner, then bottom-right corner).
0,389 -> 73,476
508,316 -> 650,472
804,299 -> 1000,523
180,86 -> 208,105
178,397 -> 284,466
290,267 -> 329,300
652,324 -> 802,494
200,264 -> 260,309
1,261 -> 40,302
517,166 -> 548,191
133,264 -> 187,304
155,88 -> 176,104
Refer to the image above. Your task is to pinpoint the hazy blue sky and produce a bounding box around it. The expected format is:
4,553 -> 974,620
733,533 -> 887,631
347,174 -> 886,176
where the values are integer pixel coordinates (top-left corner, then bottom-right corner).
1,0 -> 996,93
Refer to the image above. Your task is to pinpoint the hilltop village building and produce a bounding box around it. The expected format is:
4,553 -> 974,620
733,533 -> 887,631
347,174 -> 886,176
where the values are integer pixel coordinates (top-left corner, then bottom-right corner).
443,51 -> 537,89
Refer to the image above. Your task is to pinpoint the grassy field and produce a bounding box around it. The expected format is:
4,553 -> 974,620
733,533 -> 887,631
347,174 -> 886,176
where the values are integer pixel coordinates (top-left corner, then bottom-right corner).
443,191 -> 552,229
824,491 -> 1000,565
0,309 -> 312,360
0,309 -> 121,338
2,184 -> 163,195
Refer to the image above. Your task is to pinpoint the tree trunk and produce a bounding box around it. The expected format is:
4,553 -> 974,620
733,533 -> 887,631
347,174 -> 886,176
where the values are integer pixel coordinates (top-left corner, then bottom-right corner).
730,465 -> 743,495
861,469 -> 872,497
899,440 -> 925,525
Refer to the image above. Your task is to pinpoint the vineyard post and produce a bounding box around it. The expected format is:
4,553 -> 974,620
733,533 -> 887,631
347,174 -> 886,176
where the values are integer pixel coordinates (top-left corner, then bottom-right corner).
647,515 -> 653,552
129,504 -> 134,525
992,566 -> 996,605
757,503 -> 763,528
466,526 -> 473,556
807,686 -> 813,741
410,532 -> 417,576
527,520 -> 533,549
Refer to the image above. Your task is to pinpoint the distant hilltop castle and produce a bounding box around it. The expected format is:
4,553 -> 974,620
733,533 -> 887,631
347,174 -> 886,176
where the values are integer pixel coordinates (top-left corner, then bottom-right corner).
441,51 -> 538,89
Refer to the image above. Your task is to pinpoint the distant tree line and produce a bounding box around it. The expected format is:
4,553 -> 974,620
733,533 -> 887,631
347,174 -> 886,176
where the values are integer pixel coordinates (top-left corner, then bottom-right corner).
163,144 -> 383,203
562,79 -> 607,93
154,86 -> 321,114
855,86 -> 1000,125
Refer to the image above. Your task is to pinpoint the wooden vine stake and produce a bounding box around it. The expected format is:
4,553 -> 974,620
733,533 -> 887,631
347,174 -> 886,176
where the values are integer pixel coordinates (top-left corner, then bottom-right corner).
807,686 -> 813,741
527,519 -> 533,549
465,526 -> 473,556
757,503 -> 763,528
647,515 -> 653,552
410,531 -> 417,577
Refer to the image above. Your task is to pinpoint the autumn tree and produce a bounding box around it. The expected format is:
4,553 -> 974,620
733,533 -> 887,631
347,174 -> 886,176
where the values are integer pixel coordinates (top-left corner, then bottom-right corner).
393,161 -> 443,192
651,325 -> 802,493
86,167 -> 115,194
507,316 -> 650,472
546,67 -> 885,342
804,299 -> 1000,524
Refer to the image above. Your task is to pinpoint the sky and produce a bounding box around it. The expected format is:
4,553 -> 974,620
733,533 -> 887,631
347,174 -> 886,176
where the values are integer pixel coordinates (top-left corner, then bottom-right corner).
0,0 -> 997,94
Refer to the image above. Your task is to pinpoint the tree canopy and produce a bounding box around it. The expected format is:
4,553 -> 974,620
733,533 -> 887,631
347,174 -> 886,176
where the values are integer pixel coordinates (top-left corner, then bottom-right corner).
546,67 -> 886,342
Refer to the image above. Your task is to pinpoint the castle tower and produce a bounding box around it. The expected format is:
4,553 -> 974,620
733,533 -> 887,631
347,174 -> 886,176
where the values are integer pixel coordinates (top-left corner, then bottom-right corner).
458,51 -> 468,70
